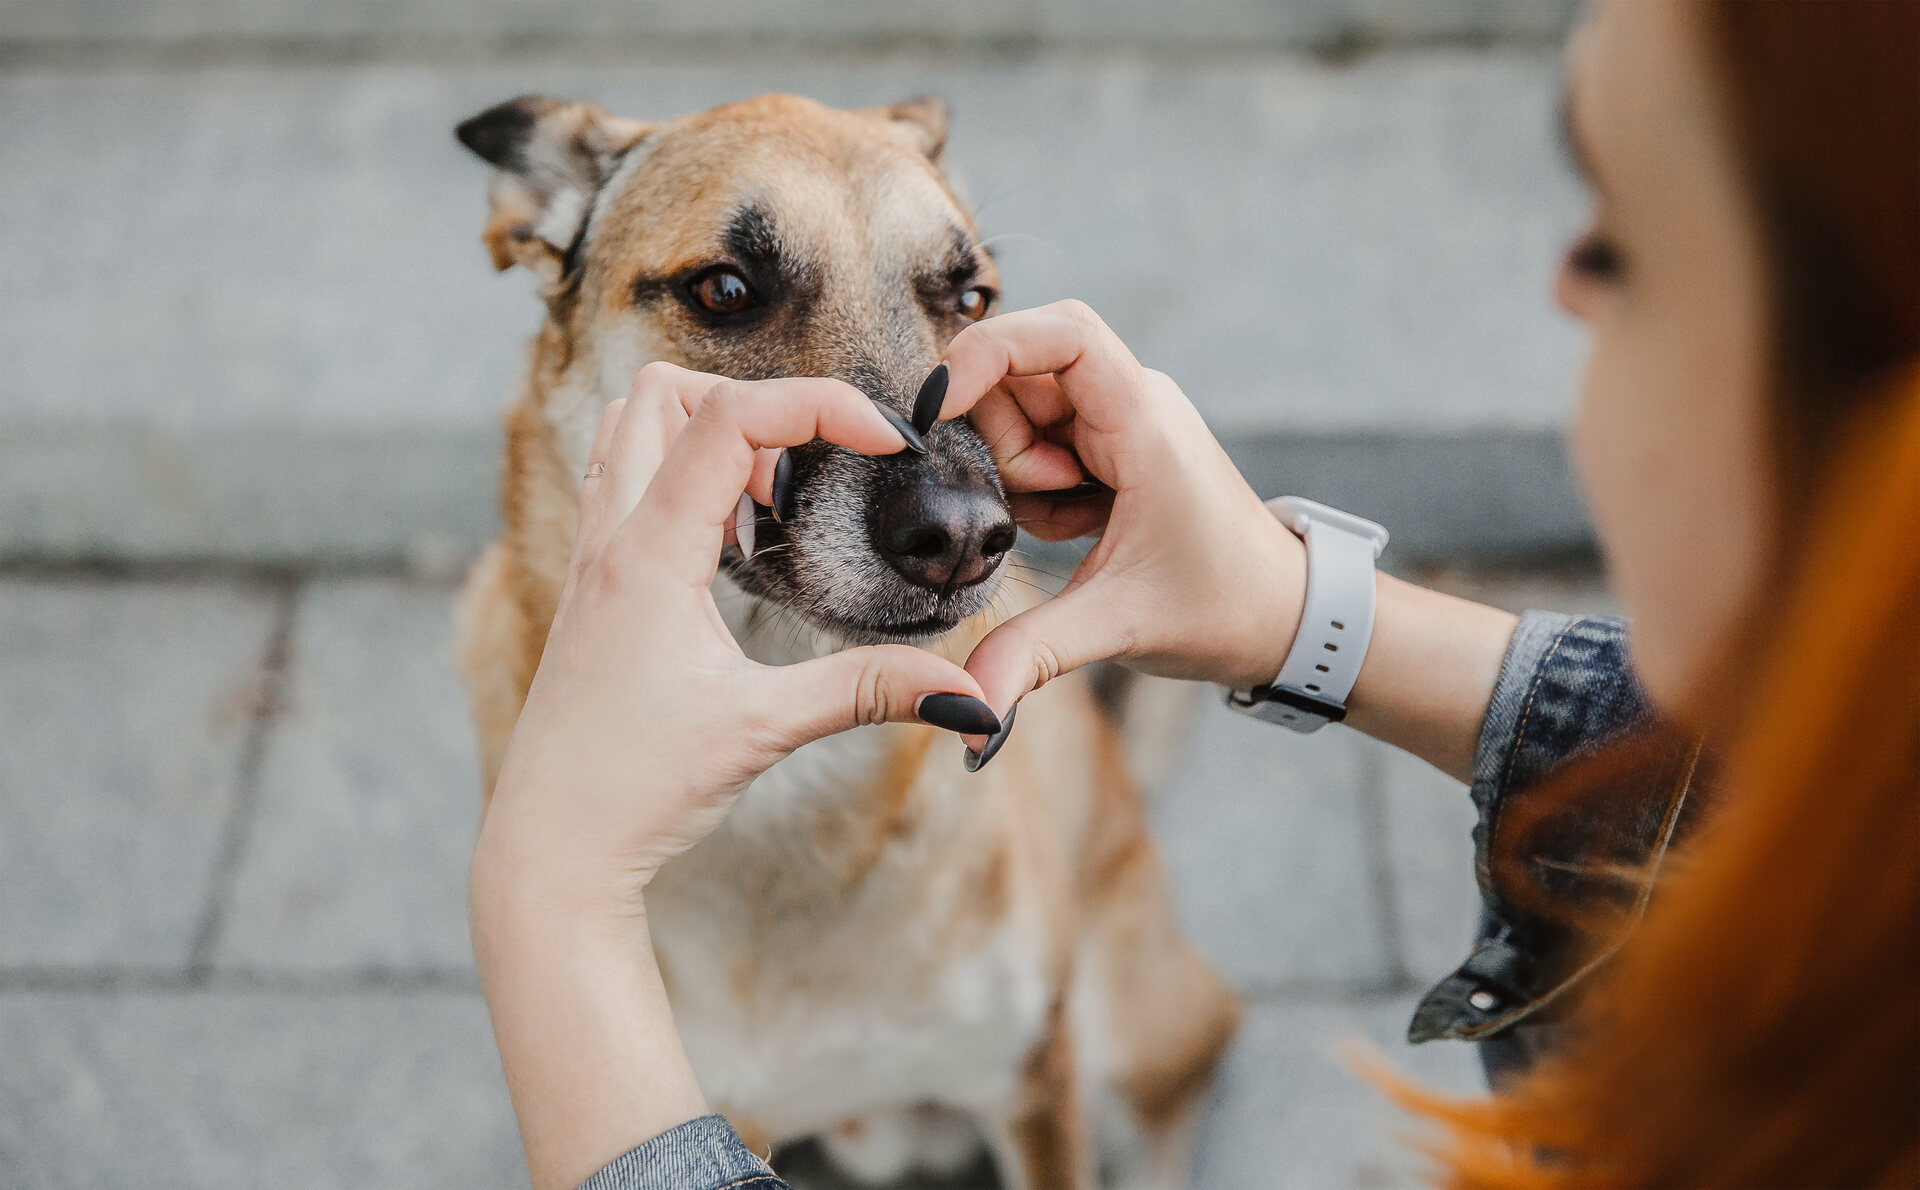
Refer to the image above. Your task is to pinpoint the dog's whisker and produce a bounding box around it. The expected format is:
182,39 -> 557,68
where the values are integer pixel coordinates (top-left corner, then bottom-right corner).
1010,516 -> 1101,534
1006,558 -> 1078,585
983,418 -> 1031,456
1006,571 -> 1076,592
973,231 -> 1063,257
995,573 -> 1057,597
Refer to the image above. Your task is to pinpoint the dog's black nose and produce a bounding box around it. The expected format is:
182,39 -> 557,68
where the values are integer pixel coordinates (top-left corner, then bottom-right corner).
870,480 -> 1015,591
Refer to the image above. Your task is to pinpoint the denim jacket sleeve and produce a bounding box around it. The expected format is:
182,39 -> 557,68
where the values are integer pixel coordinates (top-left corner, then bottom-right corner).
1408,611 -> 1705,1051
576,1114 -> 788,1190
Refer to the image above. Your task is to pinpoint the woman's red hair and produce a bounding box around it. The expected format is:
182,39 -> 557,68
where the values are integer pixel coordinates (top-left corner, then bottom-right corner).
1394,4 -> 1920,1187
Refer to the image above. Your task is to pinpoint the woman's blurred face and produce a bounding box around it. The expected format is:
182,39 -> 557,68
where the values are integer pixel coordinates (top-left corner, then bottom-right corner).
1557,0 -> 1773,712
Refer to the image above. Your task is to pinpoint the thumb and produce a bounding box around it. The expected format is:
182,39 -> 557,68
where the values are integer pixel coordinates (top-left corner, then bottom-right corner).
962,587 -> 1119,725
763,643 -> 987,750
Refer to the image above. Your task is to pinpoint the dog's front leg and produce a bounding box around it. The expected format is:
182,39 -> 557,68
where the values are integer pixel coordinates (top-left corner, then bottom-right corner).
985,994 -> 1096,1190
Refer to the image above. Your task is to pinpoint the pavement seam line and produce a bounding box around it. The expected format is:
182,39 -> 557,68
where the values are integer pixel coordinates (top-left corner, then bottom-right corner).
0,964 -> 1400,1002
184,575 -> 302,984
0,966 -> 480,996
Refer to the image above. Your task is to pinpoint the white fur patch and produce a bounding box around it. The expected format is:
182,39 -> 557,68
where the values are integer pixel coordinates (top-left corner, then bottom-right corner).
663,910 -> 1051,1140
581,137 -> 657,255
533,184 -> 590,253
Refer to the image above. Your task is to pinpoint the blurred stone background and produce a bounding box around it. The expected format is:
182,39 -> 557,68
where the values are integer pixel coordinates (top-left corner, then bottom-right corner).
0,1 -> 1606,1186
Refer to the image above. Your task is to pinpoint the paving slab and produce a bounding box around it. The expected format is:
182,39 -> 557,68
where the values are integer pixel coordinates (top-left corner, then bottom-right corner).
0,579 -> 278,969
215,579 -> 479,973
1152,698 -> 1391,990
0,46 -> 1590,562
1374,746 -> 1479,986
1191,993 -> 1484,1190
0,992 -> 1477,1190
779,991 -> 1489,1190
0,989 -> 524,1188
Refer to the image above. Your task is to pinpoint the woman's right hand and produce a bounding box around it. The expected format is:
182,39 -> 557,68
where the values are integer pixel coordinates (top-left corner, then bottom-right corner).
938,300 -> 1309,721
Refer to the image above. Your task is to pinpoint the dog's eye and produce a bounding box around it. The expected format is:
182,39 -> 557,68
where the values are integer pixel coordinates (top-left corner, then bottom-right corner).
957,286 -> 994,321
691,268 -> 758,315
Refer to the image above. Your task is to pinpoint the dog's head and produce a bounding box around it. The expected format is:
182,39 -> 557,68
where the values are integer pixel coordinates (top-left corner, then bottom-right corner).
458,92 -> 1010,643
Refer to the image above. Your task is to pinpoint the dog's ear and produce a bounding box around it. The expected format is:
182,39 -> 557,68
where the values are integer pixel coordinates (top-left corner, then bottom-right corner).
455,94 -> 651,284
865,95 -> 949,162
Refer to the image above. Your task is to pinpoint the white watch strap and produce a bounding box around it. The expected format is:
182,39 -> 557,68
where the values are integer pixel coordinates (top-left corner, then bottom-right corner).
1228,497 -> 1388,732
1274,514 -> 1378,704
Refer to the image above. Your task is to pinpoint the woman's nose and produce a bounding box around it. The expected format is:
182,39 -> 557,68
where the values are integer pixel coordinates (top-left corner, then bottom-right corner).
1554,262 -> 1589,320
869,479 -> 1016,591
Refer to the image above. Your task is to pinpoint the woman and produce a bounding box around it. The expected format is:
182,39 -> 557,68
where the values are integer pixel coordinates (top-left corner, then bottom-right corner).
469,1 -> 1919,1187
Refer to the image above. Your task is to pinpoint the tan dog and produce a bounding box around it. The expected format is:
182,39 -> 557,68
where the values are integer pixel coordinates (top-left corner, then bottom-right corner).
452,91 -> 1238,1188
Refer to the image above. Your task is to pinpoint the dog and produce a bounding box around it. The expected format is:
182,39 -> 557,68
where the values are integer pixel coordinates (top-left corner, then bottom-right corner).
452,91 -> 1239,1188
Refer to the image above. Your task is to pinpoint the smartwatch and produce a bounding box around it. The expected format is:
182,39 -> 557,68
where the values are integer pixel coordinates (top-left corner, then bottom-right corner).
1226,496 -> 1389,733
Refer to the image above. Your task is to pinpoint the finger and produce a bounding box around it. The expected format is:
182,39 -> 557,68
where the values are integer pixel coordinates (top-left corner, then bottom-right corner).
970,387 -> 1086,494
962,587 -> 1121,728
585,361 -> 757,562
938,300 -> 1146,436
612,379 -> 912,576
1008,489 -> 1114,542
759,643 -> 987,749
659,376 -> 906,515
721,447 -> 783,554
998,371 -> 1081,426
742,447 -> 783,511
567,397 -> 628,586
599,374 -> 696,544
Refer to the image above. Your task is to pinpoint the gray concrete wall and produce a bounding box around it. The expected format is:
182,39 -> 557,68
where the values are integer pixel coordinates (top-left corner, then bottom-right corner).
0,46 -> 1593,566
6,0 -> 1581,54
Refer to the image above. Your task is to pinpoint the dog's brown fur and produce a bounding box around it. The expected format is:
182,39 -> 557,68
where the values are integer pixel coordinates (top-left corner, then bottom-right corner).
455,91 -> 1238,1188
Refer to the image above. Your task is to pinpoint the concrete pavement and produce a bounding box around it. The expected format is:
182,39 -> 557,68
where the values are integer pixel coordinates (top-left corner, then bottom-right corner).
0,565 -> 1614,1187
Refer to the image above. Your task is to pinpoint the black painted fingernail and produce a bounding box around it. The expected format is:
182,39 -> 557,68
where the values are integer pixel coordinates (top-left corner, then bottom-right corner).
771,450 -> 797,524
872,400 -> 928,454
963,701 -> 1017,773
918,692 -> 1001,735
911,363 -> 949,436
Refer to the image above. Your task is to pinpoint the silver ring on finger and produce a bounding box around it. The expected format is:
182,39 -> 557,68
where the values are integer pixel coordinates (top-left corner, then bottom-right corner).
583,462 -> 607,481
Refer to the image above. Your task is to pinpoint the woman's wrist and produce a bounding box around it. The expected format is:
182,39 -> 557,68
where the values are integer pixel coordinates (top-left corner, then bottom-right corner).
471,828 -> 708,1190
1216,511 -> 1310,691
1343,572 -> 1518,783
474,790 -> 656,928
1163,498 -> 1513,784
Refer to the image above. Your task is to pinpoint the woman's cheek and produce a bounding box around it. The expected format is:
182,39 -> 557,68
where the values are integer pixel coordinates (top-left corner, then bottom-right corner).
1571,326 -> 1642,598
1571,329 -> 1696,708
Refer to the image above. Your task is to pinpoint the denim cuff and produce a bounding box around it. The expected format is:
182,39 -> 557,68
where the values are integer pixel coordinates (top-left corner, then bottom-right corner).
577,1114 -> 785,1190
1412,610 -> 1701,1048
1471,610 -> 1578,804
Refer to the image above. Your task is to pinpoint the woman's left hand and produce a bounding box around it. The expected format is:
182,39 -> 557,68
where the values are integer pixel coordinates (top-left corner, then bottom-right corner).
476,362 -> 991,910
472,365 -> 1000,1189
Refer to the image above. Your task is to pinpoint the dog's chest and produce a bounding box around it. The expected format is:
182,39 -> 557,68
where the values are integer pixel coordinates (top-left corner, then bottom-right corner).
646,752 -> 1051,1133
639,585 -> 1050,1130
658,900 -> 1050,1133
